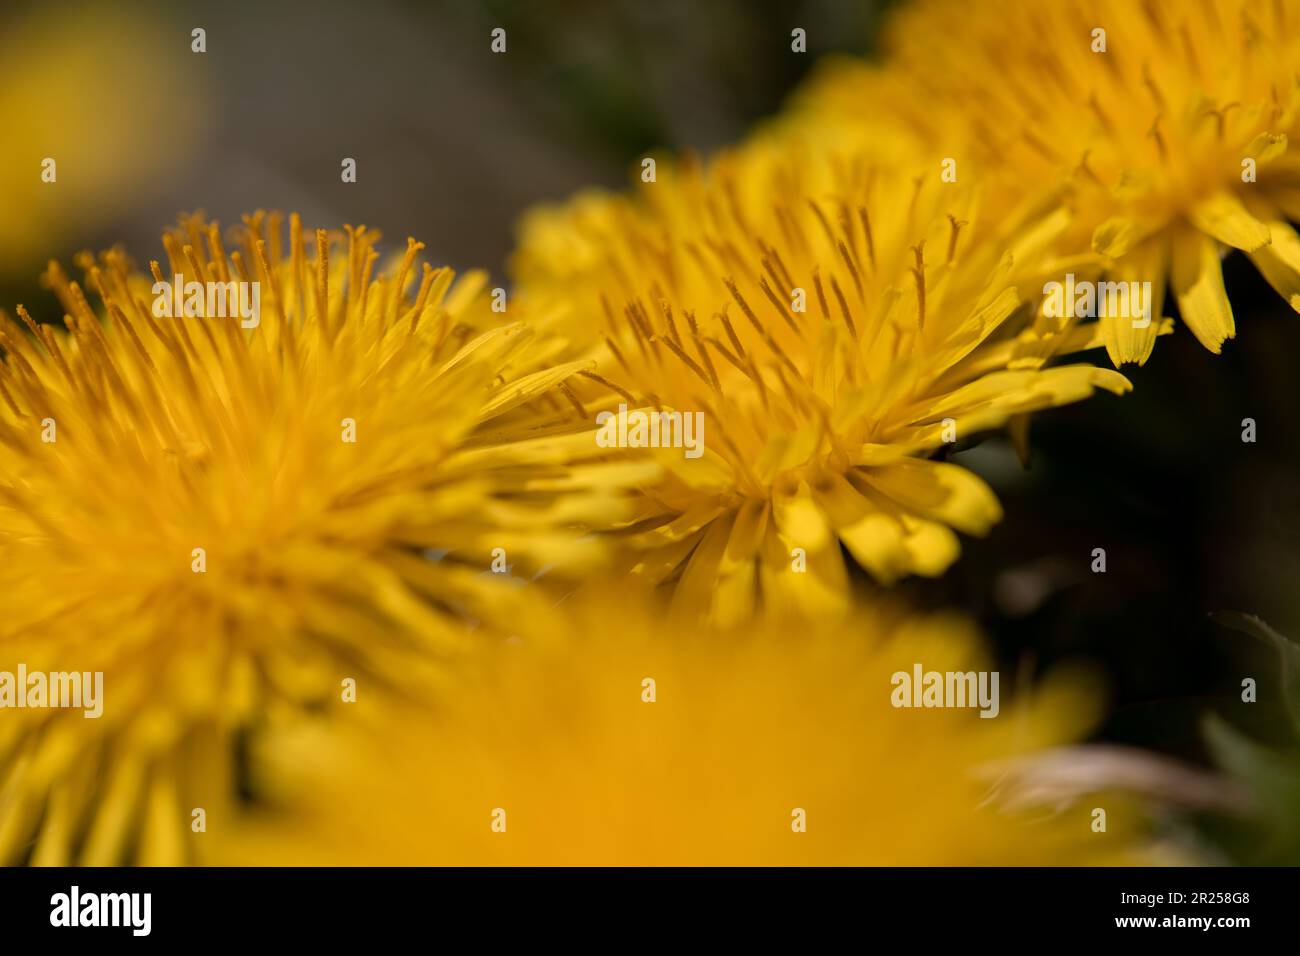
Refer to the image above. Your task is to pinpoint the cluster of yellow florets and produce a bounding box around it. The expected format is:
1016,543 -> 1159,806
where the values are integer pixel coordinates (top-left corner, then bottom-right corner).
5,0 -> 1282,865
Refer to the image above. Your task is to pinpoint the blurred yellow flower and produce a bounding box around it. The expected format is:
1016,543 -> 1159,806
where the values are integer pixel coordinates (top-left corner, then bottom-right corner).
802,0 -> 1300,364
226,589 -> 1153,866
0,213 -> 638,865
0,5 -> 202,277
513,145 -> 1130,624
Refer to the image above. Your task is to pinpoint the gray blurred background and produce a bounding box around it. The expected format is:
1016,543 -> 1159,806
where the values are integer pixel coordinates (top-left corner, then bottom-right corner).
1,0 -> 885,291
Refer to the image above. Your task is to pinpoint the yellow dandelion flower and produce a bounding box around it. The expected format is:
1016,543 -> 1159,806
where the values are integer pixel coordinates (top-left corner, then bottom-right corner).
806,0 -> 1300,363
512,146 -> 1130,624
0,5 -> 203,277
223,589 -> 1154,866
0,213 -> 635,865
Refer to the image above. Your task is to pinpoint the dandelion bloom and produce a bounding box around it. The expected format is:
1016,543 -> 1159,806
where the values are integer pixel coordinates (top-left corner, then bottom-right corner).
513,146 -> 1130,624
225,590 -> 1154,865
804,0 -> 1300,363
0,5 -> 202,278
0,214 -> 632,864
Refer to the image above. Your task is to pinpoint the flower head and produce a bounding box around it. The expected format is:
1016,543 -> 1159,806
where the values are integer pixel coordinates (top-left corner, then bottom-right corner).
513,145 -> 1129,624
802,0 -> 1300,363
225,588 -> 1154,865
0,213 -> 630,864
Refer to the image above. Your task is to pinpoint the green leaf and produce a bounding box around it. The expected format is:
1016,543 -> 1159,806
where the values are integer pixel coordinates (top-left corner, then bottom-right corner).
1210,610 -> 1300,740
1203,714 -> 1300,862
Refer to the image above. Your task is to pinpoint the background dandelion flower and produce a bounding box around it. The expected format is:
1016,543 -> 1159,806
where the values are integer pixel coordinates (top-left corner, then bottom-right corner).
224,588 -> 1157,866
0,4 -> 203,280
804,0 -> 1300,363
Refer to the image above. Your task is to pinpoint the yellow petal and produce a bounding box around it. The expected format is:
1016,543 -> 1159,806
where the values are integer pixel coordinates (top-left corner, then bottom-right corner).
899,517 -> 962,577
1188,193 -> 1271,252
138,759 -> 185,866
773,482 -> 832,552
1170,226 -> 1235,353
759,526 -> 848,619
479,360 -> 594,418
1247,220 -> 1300,313
670,511 -> 736,624
858,459 -> 1002,536
1245,132 -> 1287,165
710,549 -> 758,629
1092,217 -> 1141,258
915,365 -> 1131,442
837,511 -> 910,584
724,497 -> 770,563
1103,239 -> 1167,367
